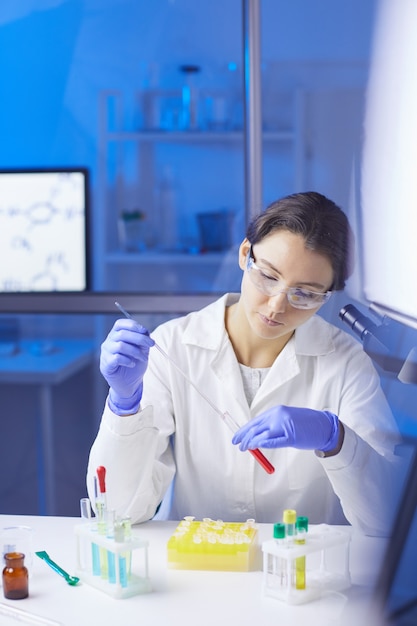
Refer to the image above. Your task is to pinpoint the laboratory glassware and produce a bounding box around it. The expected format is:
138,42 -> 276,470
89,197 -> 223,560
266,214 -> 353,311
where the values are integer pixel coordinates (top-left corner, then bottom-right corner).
2,552 -> 29,599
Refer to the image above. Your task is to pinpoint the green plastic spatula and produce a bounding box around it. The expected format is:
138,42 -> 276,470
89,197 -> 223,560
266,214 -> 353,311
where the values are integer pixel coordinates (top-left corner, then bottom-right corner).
35,550 -> 80,586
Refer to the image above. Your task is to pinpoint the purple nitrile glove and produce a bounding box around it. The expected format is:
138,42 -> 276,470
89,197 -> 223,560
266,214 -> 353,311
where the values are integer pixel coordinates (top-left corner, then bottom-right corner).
232,405 -> 339,452
100,318 -> 154,414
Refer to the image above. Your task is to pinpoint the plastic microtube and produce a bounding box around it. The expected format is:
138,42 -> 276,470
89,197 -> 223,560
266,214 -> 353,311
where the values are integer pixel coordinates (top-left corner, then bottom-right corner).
283,509 -> 297,543
295,516 -> 308,590
240,518 -> 254,532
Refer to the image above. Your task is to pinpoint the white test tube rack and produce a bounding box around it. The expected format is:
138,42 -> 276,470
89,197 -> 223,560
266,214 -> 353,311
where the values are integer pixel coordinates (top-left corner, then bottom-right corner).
262,524 -> 351,605
74,523 -> 152,599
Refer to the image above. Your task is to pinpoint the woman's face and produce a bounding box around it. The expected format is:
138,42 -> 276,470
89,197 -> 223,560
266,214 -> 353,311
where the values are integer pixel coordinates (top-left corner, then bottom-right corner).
237,231 -> 334,342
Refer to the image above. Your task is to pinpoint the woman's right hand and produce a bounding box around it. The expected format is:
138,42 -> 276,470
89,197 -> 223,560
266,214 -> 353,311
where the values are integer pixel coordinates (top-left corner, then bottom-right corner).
100,319 -> 155,414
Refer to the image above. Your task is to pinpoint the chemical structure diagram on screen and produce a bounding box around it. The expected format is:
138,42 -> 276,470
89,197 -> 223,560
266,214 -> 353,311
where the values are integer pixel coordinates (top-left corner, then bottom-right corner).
0,171 -> 87,291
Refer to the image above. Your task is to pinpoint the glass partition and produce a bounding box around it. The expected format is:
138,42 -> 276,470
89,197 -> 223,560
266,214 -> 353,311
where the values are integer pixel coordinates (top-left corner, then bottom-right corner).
0,1 -> 389,520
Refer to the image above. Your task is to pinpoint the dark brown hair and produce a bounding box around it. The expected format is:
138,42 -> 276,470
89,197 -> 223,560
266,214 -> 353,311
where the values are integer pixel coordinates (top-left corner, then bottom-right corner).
246,191 -> 353,290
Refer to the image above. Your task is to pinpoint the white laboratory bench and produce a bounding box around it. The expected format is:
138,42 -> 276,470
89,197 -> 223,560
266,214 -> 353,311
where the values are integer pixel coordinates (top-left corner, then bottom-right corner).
0,514 -> 389,626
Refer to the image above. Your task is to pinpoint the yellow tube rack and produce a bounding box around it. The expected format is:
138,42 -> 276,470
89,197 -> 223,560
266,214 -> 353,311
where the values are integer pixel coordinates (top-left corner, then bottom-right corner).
167,517 -> 259,571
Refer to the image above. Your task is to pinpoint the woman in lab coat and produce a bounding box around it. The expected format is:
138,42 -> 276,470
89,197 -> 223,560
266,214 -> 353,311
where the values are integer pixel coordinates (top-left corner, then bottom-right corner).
88,191 -> 401,536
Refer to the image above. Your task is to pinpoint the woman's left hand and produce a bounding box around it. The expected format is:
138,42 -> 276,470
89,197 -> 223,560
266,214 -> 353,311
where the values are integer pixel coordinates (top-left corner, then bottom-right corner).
232,405 -> 340,452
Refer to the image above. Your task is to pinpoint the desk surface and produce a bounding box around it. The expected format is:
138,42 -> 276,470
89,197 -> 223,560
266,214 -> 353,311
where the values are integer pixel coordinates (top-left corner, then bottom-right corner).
0,515 -> 388,626
0,339 -> 95,384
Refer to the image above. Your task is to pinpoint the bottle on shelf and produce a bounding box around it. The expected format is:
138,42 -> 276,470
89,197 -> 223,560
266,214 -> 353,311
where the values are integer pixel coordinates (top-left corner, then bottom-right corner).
118,208 -> 147,252
154,166 -> 179,252
140,61 -> 163,130
203,60 -> 242,131
179,64 -> 201,131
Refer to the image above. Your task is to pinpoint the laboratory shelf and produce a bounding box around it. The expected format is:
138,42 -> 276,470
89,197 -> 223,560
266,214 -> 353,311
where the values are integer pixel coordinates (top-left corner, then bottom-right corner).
104,250 -> 234,264
97,88 -> 305,292
105,130 -> 296,143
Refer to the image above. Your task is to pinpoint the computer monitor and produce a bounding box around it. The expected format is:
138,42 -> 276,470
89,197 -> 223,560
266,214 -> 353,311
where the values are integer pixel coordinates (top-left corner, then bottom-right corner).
0,167 -> 90,292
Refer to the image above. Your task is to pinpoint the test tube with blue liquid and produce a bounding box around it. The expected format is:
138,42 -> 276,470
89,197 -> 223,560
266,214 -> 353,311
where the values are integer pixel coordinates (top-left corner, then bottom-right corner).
121,517 -> 132,584
94,467 -> 133,587
106,510 -> 117,584
113,516 -> 132,588
81,495 -> 101,577
179,64 -> 200,130
96,466 -> 108,578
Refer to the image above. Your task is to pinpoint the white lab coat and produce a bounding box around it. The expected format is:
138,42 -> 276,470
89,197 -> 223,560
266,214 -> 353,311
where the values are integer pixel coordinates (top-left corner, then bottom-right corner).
88,294 -> 403,536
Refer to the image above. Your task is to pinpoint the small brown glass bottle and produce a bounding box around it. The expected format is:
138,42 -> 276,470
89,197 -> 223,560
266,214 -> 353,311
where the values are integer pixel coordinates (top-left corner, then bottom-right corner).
2,552 -> 29,599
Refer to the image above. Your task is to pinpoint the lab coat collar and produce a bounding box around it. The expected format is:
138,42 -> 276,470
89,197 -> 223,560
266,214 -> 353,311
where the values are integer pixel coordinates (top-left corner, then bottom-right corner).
181,294 -> 246,416
248,317 -> 336,411
294,314 -> 336,356
180,294 -> 336,414
182,293 -> 238,351
182,293 -> 336,358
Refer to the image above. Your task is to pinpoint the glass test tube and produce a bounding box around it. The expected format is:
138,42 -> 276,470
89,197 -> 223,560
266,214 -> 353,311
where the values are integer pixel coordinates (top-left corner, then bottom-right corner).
106,510 -> 116,584
273,522 -> 287,587
121,517 -> 132,582
96,502 -> 108,579
283,509 -> 297,587
80,497 -> 96,574
295,516 -> 308,590
222,412 -> 275,474
283,509 -> 296,542
114,517 -> 132,587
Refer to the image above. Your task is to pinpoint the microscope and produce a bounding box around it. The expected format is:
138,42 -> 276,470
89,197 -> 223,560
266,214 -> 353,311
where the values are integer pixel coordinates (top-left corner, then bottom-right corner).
339,303 -> 417,385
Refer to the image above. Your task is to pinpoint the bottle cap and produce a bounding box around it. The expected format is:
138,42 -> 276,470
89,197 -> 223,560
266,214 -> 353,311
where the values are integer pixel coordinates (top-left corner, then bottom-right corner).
296,516 -> 309,532
283,509 -> 297,524
273,523 -> 286,540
